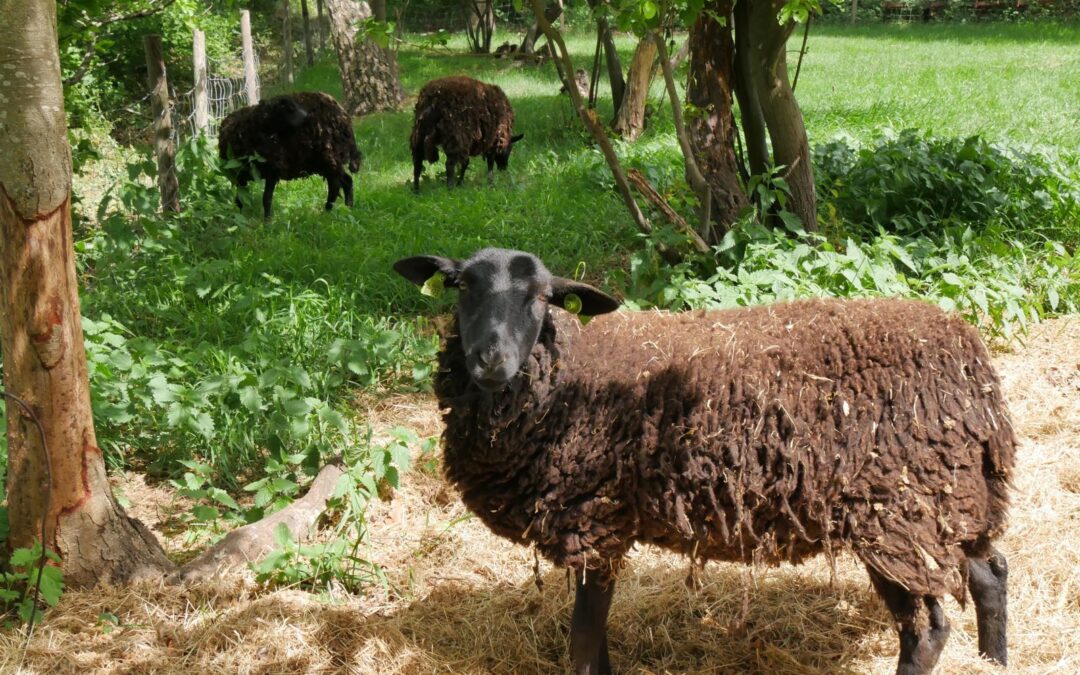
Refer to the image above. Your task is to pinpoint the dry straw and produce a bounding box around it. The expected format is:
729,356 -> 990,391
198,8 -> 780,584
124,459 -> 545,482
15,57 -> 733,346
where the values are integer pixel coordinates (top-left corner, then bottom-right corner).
2,317 -> 1077,674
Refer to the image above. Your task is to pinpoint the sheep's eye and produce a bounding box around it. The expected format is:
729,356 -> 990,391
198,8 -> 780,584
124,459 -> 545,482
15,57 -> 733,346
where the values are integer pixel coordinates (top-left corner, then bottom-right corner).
457,281 -> 468,292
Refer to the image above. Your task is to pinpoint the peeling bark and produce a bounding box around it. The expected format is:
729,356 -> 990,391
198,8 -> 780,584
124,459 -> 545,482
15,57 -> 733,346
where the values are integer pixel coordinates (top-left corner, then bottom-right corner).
0,0 -> 171,587
324,0 -> 402,116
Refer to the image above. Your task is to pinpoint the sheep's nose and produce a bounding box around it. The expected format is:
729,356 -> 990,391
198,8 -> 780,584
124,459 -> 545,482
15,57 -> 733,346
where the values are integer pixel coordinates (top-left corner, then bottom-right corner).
476,349 -> 505,370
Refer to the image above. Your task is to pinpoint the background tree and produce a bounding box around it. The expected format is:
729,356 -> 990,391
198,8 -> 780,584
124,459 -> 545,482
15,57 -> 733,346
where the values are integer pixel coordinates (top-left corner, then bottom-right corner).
0,0 -> 172,587
324,0 -> 403,115
465,0 -> 496,53
612,36 -> 657,140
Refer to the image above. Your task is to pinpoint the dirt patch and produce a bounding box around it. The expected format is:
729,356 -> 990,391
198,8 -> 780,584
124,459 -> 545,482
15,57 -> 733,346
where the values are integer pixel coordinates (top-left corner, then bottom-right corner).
3,317 -> 1077,674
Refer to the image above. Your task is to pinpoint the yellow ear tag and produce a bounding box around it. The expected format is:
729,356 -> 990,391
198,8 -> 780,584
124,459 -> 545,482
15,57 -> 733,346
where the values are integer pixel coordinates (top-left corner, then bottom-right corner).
563,292 -> 592,325
420,271 -> 445,298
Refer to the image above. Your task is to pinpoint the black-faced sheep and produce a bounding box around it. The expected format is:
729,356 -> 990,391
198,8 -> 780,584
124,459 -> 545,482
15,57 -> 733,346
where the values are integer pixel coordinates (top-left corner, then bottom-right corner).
218,91 -> 361,218
409,76 -> 523,192
393,248 -> 1016,675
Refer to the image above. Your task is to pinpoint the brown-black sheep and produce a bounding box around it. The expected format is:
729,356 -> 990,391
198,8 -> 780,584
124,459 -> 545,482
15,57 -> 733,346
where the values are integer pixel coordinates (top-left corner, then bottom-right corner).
394,248 -> 1016,675
409,76 -> 523,192
218,91 -> 361,218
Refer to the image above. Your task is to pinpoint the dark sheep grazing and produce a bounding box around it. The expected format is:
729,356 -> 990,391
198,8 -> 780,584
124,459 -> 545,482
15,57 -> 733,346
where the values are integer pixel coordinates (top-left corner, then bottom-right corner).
409,76 -> 523,192
218,92 -> 361,218
394,248 -> 1016,675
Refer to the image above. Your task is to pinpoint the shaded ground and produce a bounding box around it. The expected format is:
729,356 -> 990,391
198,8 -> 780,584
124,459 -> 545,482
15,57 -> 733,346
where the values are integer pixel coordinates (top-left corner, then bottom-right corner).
2,316 -> 1078,674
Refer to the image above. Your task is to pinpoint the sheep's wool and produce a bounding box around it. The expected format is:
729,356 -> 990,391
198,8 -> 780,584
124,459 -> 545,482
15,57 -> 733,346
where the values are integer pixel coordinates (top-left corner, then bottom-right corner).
435,298 -> 1016,602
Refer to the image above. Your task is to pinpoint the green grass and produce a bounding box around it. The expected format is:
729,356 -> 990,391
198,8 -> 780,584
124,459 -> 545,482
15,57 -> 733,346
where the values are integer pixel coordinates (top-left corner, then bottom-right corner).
797,22 -> 1080,149
49,22 -> 1079,485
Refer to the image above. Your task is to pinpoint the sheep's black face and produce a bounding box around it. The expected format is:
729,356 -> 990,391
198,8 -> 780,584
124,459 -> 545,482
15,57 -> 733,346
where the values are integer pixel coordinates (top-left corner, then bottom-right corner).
393,248 -> 620,393
264,96 -> 309,132
495,134 -> 524,171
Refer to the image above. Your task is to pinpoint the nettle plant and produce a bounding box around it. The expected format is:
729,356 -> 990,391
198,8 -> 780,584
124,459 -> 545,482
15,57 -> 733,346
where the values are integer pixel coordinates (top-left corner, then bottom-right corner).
252,428 -> 433,592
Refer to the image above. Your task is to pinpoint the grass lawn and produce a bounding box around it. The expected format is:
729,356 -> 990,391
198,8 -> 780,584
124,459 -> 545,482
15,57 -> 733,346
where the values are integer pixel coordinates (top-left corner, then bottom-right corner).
252,21 -> 1080,317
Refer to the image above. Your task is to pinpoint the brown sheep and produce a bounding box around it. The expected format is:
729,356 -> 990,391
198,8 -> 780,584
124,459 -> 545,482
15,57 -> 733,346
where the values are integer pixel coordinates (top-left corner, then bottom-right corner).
394,248 -> 1016,675
218,92 -> 361,218
409,76 -> 523,192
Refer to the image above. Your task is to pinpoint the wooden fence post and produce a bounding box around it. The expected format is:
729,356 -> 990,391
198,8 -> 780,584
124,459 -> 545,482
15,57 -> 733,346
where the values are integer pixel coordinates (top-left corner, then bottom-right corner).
143,34 -> 180,213
241,10 -> 259,105
192,29 -> 210,134
301,0 -> 315,66
283,0 -> 294,88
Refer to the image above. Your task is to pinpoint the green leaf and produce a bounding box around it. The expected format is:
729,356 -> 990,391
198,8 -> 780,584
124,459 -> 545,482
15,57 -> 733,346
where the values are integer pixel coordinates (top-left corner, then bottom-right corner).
273,522 -> 294,548
282,397 -> 312,417
239,386 -> 263,412
9,546 -> 38,568
641,0 -> 658,19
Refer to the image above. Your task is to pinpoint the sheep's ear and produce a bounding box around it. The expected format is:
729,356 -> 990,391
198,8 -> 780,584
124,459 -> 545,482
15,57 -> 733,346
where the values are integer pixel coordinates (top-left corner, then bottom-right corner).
550,277 -> 619,317
510,133 -> 524,144
393,256 -> 462,291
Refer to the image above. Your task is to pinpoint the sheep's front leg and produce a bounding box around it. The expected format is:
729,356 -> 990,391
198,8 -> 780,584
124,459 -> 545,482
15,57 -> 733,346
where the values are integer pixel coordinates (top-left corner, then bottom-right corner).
570,569 -> 614,675
867,567 -> 950,675
486,156 -> 495,184
261,176 -> 279,219
340,172 -> 354,208
445,158 -> 456,188
457,159 -> 469,186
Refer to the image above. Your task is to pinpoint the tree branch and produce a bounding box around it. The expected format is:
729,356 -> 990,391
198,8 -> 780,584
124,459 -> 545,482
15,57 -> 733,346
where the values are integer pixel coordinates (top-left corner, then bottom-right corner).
61,0 -> 179,87
527,0 -> 673,262
653,31 -> 714,239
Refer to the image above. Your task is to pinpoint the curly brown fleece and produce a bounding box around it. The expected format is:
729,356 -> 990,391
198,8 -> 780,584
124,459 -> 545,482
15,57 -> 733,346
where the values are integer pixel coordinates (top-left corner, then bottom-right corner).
218,91 -> 360,184
435,298 -> 1016,601
409,76 -> 515,166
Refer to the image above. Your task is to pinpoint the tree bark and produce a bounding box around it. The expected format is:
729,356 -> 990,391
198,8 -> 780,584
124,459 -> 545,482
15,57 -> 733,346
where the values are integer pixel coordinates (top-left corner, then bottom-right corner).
744,0 -> 817,231
301,0 -> 315,66
0,0 -> 172,587
371,0 -> 386,22
324,0 -> 402,115
687,0 -> 748,242
612,37 -> 656,141
522,3 -> 562,54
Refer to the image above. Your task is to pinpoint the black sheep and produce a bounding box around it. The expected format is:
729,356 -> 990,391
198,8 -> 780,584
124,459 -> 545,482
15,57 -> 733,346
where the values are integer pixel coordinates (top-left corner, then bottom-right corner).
394,248 -> 1016,675
218,92 -> 361,218
409,76 -> 523,192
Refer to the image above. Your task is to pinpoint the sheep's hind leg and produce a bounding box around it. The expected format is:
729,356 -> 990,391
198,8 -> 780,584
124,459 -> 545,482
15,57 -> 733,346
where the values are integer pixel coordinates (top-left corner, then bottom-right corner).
457,159 -> 468,186
261,177 -> 279,219
966,544 -> 1008,666
325,174 -> 341,211
867,567 -> 950,675
445,158 -> 455,188
570,569 -> 614,675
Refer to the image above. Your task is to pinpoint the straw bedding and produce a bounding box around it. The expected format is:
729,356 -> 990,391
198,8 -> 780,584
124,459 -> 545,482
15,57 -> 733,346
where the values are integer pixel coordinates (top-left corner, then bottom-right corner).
1,316 -> 1076,674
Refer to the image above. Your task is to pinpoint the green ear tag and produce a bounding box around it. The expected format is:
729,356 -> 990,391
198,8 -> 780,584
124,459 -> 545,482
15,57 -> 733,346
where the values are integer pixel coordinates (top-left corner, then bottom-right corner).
564,292 -> 591,325
420,271 -> 445,298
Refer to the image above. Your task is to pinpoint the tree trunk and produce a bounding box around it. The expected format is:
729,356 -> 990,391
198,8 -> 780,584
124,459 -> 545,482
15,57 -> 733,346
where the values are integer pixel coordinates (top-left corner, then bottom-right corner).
522,3 -> 562,54
324,0 -> 402,115
465,0 -> 495,54
687,0 -> 748,242
317,0 -> 328,53
301,0 -> 316,66
733,0 -> 768,178
586,0 -> 625,112
0,0 -> 171,588
744,0 -> 817,231
372,0 -> 386,21
612,36 -> 657,141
